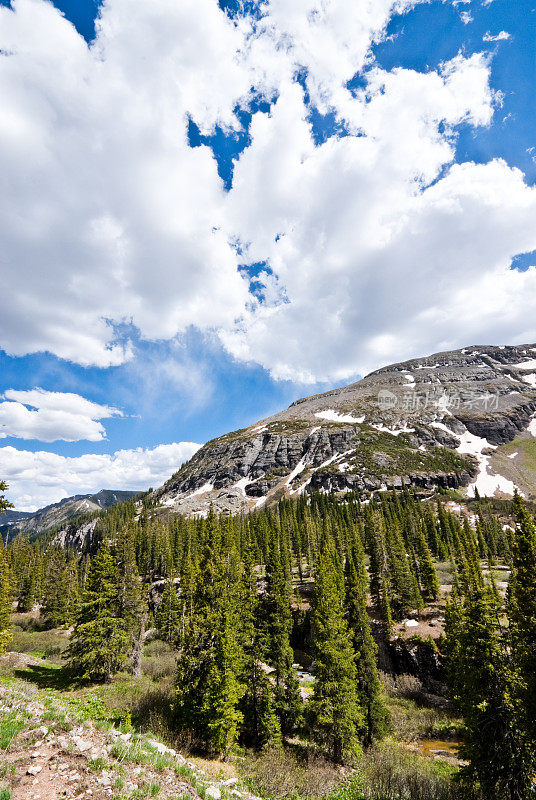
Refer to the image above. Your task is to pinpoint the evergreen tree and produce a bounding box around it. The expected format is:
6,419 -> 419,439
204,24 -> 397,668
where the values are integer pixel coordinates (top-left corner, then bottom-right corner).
308,536 -> 363,763
0,481 -> 13,515
414,526 -> 439,601
0,535 -> 12,653
345,540 -> 390,744
263,532 -> 303,737
507,493 -> 536,747
112,524 -> 147,676
155,580 -> 180,644
202,584 -> 244,757
175,510 -> 246,756
445,586 -> 532,800
240,543 -> 281,749
42,549 -> 79,627
68,542 -> 130,681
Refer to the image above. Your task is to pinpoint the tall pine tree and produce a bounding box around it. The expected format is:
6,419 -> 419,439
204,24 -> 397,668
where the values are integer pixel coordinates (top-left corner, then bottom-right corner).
309,535 -> 363,763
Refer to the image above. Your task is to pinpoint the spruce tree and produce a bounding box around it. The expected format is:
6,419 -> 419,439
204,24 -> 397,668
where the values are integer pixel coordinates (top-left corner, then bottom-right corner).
445,586 -> 532,800
0,535 -> 12,653
507,493 -> 536,748
309,536 -> 363,763
414,526 -> 439,601
112,524 -> 147,676
68,542 -> 129,681
42,549 -> 78,628
202,585 -> 244,757
345,540 -> 390,744
0,481 -> 13,515
240,543 -> 281,749
155,580 -> 180,644
263,532 -> 302,737
175,511 -> 246,756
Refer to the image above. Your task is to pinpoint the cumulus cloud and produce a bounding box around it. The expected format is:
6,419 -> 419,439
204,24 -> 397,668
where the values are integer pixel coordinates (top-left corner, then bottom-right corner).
0,389 -> 121,442
1,0 -> 536,387
0,441 -> 201,511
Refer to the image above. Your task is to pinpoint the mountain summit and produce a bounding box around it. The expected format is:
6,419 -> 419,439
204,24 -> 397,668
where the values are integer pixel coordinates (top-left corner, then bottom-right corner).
155,344 -> 536,515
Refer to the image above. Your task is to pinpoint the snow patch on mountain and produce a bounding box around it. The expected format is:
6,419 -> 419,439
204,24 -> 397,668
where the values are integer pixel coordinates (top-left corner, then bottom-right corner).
314,410 -> 365,424
370,423 -> 415,436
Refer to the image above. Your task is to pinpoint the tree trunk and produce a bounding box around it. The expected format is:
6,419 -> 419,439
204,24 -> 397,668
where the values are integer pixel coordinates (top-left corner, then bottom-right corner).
131,612 -> 147,678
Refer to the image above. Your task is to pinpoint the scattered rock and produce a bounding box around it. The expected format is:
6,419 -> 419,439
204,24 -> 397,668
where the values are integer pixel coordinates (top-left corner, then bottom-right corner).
72,736 -> 93,753
205,786 -> 222,800
27,765 -> 42,775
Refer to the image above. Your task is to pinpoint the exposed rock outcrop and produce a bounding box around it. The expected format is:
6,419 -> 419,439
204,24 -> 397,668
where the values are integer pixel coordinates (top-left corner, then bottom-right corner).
154,344 -> 536,515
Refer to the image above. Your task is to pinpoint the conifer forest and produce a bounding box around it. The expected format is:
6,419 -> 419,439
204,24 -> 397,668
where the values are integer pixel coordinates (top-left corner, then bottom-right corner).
1,486 -> 535,800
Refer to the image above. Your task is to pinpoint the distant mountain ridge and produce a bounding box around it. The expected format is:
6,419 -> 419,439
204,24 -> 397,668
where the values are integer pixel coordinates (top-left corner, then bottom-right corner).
0,489 -> 141,541
154,344 -> 536,515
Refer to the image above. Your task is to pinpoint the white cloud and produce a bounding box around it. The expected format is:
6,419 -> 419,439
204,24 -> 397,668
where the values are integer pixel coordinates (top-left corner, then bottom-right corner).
222,52 -> 536,381
1,0 -> 536,389
0,0 -> 255,366
483,31 -> 511,42
460,11 -> 473,24
0,389 -> 121,442
0,441 -> 201,511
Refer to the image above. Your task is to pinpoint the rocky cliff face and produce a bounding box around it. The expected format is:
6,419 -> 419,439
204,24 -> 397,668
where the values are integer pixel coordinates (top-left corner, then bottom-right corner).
1,490 -> 140,542
155,344 -> 536,515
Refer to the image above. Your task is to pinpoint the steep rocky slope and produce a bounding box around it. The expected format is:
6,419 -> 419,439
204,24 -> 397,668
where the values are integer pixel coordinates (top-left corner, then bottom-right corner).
0,489 -> 140,542
155,344 -> 536,515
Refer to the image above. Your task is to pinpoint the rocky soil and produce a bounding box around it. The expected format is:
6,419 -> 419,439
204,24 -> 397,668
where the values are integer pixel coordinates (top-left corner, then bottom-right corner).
0,658 -> 259,800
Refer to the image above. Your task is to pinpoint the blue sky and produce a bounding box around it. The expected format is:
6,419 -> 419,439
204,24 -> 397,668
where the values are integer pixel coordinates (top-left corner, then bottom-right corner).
0,0 -> 535,509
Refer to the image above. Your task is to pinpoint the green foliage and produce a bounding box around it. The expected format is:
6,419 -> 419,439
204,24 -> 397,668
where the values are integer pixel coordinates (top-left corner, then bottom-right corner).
345,538 -> 390,744
0,481 -> 13,515
0,714 -> 24,750
154,580 -> 180,644
445,582 -> 533,799
508,492 -> 536,743
0,534 -> 12,654
175,510 -> 246,757
308,536 -> 363,763
68,541 -> 130,681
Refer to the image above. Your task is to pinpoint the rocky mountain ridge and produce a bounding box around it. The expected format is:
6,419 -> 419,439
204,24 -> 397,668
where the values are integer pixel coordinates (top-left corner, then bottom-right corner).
0,489 -> 140,542
154,344 -> 536,515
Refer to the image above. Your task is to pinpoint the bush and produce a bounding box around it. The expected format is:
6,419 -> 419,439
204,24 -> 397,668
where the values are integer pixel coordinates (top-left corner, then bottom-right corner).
130,685 -> 176,745
240,746 -> 344,799
349,743 -> 480,800
9,627 -> 68,661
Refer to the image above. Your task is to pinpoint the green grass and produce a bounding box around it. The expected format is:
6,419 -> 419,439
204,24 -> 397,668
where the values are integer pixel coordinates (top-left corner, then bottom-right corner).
9,627 -> 68,663
87,757 -> 108,771
0,715 -> 24,749
0,787 -> 12,800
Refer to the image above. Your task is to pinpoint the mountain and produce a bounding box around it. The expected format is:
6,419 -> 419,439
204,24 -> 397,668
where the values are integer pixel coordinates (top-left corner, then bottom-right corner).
154,344 -> 536,515
0,489 -> 141,541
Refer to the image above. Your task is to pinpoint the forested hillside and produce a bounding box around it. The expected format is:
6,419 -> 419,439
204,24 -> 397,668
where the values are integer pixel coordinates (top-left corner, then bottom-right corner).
1,486 -> 535,799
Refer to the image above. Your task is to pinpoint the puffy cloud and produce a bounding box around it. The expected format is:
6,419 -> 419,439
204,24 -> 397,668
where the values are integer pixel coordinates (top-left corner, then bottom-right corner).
1,0 -> 535,388
0,389 -> 121,442
0,0 -> 254,365
0,441 -> 201,511
223,52 -> 536,381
